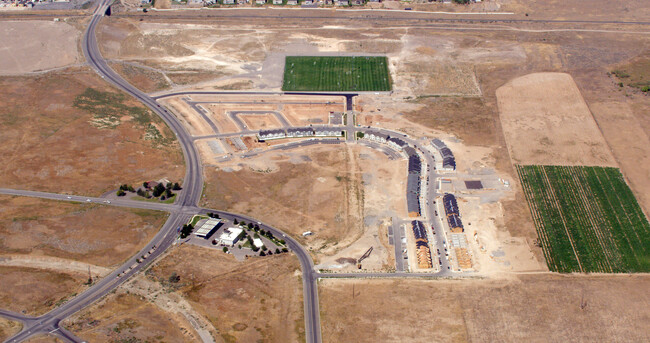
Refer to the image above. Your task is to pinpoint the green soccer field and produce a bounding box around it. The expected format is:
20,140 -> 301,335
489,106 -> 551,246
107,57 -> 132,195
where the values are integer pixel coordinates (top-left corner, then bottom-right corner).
282,56 -> 392,92
516,165 -> 650,273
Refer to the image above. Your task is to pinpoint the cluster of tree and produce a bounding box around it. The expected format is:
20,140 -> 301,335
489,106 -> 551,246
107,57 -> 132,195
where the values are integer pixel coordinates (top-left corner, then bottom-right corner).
180,224 -> 194,239
116,184 -> 135,196
207,213 -> 221,219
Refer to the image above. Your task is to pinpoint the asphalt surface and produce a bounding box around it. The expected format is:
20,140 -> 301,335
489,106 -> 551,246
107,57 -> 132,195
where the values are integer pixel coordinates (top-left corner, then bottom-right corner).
0,5 -> 495,342
0,3 -> 325,343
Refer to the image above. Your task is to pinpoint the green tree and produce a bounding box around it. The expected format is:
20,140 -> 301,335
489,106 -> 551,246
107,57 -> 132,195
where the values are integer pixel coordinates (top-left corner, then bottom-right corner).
116,189 -> 126,196
233,218 -> 238,225
223,247 -> 229,253
180,224 -> 194,238
259,251 -> 266,256
152,183 -> 165,197
173,182 -> 182,190
275,248 -> 280,254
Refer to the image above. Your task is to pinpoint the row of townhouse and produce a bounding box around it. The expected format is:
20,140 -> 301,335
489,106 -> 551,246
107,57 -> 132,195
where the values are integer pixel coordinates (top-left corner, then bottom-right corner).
257,127 -> 344,141
222,0 -> 374,5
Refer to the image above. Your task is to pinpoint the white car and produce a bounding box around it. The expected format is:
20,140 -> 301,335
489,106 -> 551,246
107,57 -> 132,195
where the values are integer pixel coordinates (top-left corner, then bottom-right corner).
86,199 -> 92,202
104,200 -> 111,204
66,196 -> 72,199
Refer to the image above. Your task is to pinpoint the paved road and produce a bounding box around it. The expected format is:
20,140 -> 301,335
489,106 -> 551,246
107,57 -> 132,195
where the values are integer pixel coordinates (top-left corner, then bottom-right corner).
1,0 -> 207,341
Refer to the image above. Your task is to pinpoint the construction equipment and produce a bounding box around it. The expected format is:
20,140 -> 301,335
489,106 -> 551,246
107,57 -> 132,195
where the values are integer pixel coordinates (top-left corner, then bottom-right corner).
357,246 -> 373,269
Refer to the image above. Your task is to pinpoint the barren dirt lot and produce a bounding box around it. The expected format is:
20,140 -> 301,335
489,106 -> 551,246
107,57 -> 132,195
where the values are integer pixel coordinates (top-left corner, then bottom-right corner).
0,21 -> 81,75
202,145 -> 364,258
0,317 -> 21,342
0,69 -> 184,196
320,275 -> 650,343
496,72 -> 616,166
0,196 -> 167,267
65,293 -> 192,343
147,245 -> 305,343
0,266 -> 86,316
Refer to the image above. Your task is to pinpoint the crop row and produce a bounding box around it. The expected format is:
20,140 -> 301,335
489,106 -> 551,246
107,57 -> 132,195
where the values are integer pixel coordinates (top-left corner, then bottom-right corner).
517,165 -> 650,273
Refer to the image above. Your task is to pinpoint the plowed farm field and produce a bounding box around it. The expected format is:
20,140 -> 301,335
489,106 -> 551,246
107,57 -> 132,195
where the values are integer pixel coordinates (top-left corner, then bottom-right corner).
517,165 -> 650,273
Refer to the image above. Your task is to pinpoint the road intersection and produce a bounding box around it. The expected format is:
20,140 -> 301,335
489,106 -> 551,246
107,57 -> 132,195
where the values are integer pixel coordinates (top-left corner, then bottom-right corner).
0,2 -> 462,342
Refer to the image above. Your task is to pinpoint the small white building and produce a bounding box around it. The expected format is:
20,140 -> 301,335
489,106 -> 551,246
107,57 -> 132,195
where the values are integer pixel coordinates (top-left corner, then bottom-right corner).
364,131 -> 388,143
302,231 -> 313,237
256,0 -> 266,4
253,238 -> 264,248
219,227 -> 244,246
287,0 -> 297,5
286,127 -> 315,138
273,0 -> 282,3
314,128 -> 342,137
258,129 -> 287,141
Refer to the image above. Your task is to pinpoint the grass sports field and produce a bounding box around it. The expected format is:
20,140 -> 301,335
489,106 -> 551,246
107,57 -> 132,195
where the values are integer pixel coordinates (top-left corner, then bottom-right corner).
517,165 -> 650,273
282,56 -> 391,92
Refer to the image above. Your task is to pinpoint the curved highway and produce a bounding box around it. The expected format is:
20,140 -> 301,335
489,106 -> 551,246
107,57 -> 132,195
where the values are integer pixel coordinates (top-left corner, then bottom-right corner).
2,1 -> 323,342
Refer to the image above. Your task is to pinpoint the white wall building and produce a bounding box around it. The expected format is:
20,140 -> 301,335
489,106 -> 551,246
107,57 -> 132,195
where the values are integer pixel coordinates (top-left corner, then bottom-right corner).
219,227 -> 244,246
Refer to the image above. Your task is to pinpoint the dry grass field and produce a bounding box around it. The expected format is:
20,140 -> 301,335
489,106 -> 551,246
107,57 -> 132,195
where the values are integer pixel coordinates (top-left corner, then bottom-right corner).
65,293 -> 191,343
146,245 -> 305,343
202,145 -> 364,258
0,266 -> 86,316
497,73 -> 616,167
320,275 -> 650,343
0,317 -> 21,342
0,69 -> 184,196
0,196 -> 167,267
108,62 -> 170,93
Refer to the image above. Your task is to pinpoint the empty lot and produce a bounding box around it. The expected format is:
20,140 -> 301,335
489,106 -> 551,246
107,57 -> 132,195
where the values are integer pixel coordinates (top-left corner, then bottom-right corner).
320,275 -> 650,343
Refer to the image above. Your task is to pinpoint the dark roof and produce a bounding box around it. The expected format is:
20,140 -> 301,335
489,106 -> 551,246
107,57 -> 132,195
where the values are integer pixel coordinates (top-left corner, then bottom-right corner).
387,137 -> 408,147
407,174 -> 420,194
259,129 -> 286,136
465,180 -> 483,190
442,156 -> 456,169
407,192 -> 420,214
403,146 -> 417,157
408,154 -> 421,174
443,193 -> 459,216
431,138 -> 446,149
440,147 -> 453,158
287,127 -> 314,134
411,220 -> 427,240
447,214 -> 464,230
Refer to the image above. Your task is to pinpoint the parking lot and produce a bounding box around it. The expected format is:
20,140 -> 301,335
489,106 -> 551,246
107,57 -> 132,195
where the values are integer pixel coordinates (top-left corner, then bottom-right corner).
184,216 -> 288,261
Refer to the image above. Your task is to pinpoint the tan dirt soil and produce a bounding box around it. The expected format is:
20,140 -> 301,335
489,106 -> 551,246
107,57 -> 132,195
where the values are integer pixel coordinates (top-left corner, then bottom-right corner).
496,72 -> 617,167
147,245 -> 305,343
320,275 -> 650,343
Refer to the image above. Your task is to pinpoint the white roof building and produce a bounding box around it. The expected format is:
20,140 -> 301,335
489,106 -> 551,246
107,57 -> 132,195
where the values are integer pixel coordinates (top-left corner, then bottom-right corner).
194,218 -> 221,238
253,238 -> 264,248
219,227 -> 244,246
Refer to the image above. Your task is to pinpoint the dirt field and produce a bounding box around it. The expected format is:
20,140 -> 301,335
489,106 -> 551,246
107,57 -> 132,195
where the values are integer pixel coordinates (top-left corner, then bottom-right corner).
0,21 -> 81,75
0,196 -> 167,268
317,148 -> 405,271
496,72 -> 616,166
0,69 -> 184,196
241,113 -> 282,130
0,317 -> 21,342
65,293 -> 192,343
0,266 -> 86,316
320,275 -> 650,343
202,144 -> 365,259
146,245 -> 305,343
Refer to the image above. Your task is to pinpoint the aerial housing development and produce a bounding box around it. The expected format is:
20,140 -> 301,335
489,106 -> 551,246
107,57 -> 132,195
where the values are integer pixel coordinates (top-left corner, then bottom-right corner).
0,1 -> 649,343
